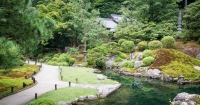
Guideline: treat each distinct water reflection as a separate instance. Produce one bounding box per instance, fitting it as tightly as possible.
[77,70,200,105]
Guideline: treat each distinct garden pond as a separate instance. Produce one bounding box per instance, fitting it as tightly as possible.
[77,69,200,105]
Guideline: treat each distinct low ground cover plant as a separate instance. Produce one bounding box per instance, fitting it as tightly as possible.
[0,64,39,98]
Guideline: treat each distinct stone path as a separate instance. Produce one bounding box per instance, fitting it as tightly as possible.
[0,61,121,105]
[0,62,72,105]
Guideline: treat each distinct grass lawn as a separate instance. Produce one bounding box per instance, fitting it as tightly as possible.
[60,67,118,84]
[26,87,98,105]
[0,64,39,99]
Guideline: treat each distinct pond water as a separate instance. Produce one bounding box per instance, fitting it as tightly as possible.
[78,70,200,105]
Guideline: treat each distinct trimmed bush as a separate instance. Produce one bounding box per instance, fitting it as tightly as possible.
[121,41,135,53]
[143,50,152,57]
[118,39,127,45]
[118,52,127,59]
[69,58,76,66]
[69,48,79,55]
[115,57,123,62]
[138,41,148,51]
[96,60,105,68]
[122,62,134,68]
[142,56,155,66]
[161,36,176,48]
[148,40,163,50]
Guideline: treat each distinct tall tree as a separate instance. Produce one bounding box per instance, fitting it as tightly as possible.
[0,0,56,68]
[182,0,200,41]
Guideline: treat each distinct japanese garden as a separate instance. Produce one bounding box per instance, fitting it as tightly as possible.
[0,0,200,105]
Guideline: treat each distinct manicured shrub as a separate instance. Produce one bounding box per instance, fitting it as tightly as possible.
[43,56,51,62]
[69,48,79,55]
[138,41,148,51]
[69,58,76,66]
[135,39,141,44]
[118,39,127,45]
[142,56,155,66]
[118,52,127,59]
[115,57,123,62]
[51,57,58,61]
[143,50,152,57]
[161,36,176,48]
[121,41,135,53]
[122,62,134,68]
[148,40,163,50]
[96,60,105,68]
[58,53,69,62]
[53,53,60,57]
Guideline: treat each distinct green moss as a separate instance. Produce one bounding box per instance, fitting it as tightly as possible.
[151,49,200,80]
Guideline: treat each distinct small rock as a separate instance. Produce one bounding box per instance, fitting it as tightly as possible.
[77,64,83,67]
[145,69,161,78]
[93,69,101,73]
[133,73,142,77]
[86,95,98,101]
[58,101,72,105]
[97,74,105,80]
[196,53,200,59]
[135,53,143,61]
[134,61,143,68]
[194,66,200,71]
[78,96,87,101]
[137,67,148,73]
[181,102,188,105]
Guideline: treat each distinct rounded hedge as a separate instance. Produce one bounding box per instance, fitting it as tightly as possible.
[142,56,155,66]
[138,41,148,51]
[118,39,127,45]
[148,40,163,50]
[69,58,76,66]
[161,36,175,48]
[121,41,135,53]
[118,52,127,59]
[143,50,152,57]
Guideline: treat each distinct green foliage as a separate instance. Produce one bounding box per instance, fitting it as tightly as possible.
[87,45,108,65]
[138,41,148,51]
[118,52,127,59]
[106,42,120,55]
[142,56,155,66]
[118,39,127,45]
[161,36,176,48]
[122,62,134,68]
[143,50,152,57]
[69,58,76,66]
[115,57,123,62]
[28,99,56,105]
[121,41,135,53]
[96,60,105,68]
[161,61,200,80]
[58,53,70,62]
[148,40,163,50]
[0,37,21,70]
[69,48,79,55]
[182,1,200,41]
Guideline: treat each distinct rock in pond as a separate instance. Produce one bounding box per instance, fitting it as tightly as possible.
[97,74,105,80]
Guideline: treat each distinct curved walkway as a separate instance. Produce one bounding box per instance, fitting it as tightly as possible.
[0,62,73,105]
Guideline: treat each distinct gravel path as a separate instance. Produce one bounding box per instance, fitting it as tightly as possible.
[0,62,73,105]
[0,61,121,105]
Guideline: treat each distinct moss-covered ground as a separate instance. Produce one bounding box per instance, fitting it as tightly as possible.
[0,64,39,98]
[150,49,200,80]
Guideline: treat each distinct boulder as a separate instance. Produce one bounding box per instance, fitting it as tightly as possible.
[93,69,101,73]
[134,61,143,68]
[171,92,200,105]
[145,69,161,78]
[194,66,200,71]
[105,60,114,69]
[133,73,142,77]
[78,96,87,101]
[196,53,200,59]
[77,64,83,67]
[135,53,143,61]
[97,74,105,80]
[137,67,148,73]
[86,95,98,101]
